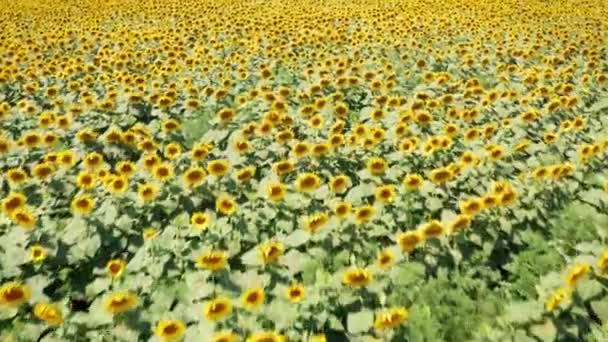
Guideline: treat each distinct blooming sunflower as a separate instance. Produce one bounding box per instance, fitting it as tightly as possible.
[71,194,95,215]
[196,250,228,271]
[30,244,47,263]
[1,192,26,215]
[138,183,159,202]
[342,268,373,287]
[191,212,211,231]
[103,292,139,315]
[286,284,305,303]
[0,281,31,307]
[373,307,409,330]
[259,240,284,264]
[204,296,233,321]
[106,259,126,278]
[354,205,375,224]
[294,172,321,192]
[397,231,424,253]
[216,194,237,215]
[33,302,63,326]
[565,263,590,288]
[207,159,230,177]
[241,287,265,310]
[246,331,286,342]
[154,319,186,342]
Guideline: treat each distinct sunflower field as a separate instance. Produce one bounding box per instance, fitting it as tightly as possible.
[1,0,608,341]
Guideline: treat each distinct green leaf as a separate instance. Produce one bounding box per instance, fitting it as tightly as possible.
[504,301,541,323]
[530,319,557,342]
[589,97,608,112]
[577,279,603,300]
[62,216,87,245]
[347,310,373,334]
[591,298,608,323]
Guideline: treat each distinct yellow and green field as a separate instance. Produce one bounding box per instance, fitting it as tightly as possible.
[1,0,608,341]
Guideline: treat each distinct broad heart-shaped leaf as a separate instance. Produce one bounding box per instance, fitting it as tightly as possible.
[504,301,542,323]
[577,279,603,300]
[265,299,298,330]
[61,216,87,245]
[591,297,608,323]
[529,319,557,342]
[284,229,311,247]
[589,97,608,112]
[99,201,118,225]
[347,310,374,334]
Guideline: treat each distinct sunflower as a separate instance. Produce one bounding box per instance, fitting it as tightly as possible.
[259,240,284,264]
[295,172,321,192]
[191,143,212,161]
[76,171,96,189]
[429,167,452,184]
[354,205,375,224]
[161,119,181,132]
[107,175,129,195]
[546,288,569,312]
[207,159,230,177]
[450,214,472,232]
[0,281,30,307]
[246,331,286,342]
[191,212,211,231]
[267,182,287,201]
[367,157,388,175]
[420,220,445,239]
[138,183,159,202]
[273,160,295,175]
[234,139,252,154]
[196,250,228,271]
[141,154,161,172]
[140,226,158,240]
[211,331,239,342]
[58,150,77,167]
[106,259,126,278]
[342,268,373,287]
[292,141,311,158]
[217,108,236,122]
[32,163,54,180]
[103,292,139,315]
[71,194,95,215]
[498,188,518,206]
[333,201,352,218]
[84,152,104,169]
[329,174,350,193]
[402,174,424,190]
[153,163,174,182]
[33,302,63,326]
[309,334,327,342]
[373,307,409,330]
[155,319,186,342]
[182,166,206,188]
[458,198,484,216]
[241,287,265,310]
[597,251,608,273]
[376,249,396,270]
[116,160,137,178]
[30,244,47,263]
[204,296,233,321]
[286,284,305,303]
[216,194,237,215]
[6,168,28,185]
[235,166,256,183]
[375,184,396,204]
[11,208,36,229]
[565,263,590,288]
[2,192,26,215]
[305,212,329,233]
[397,231,424,253]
